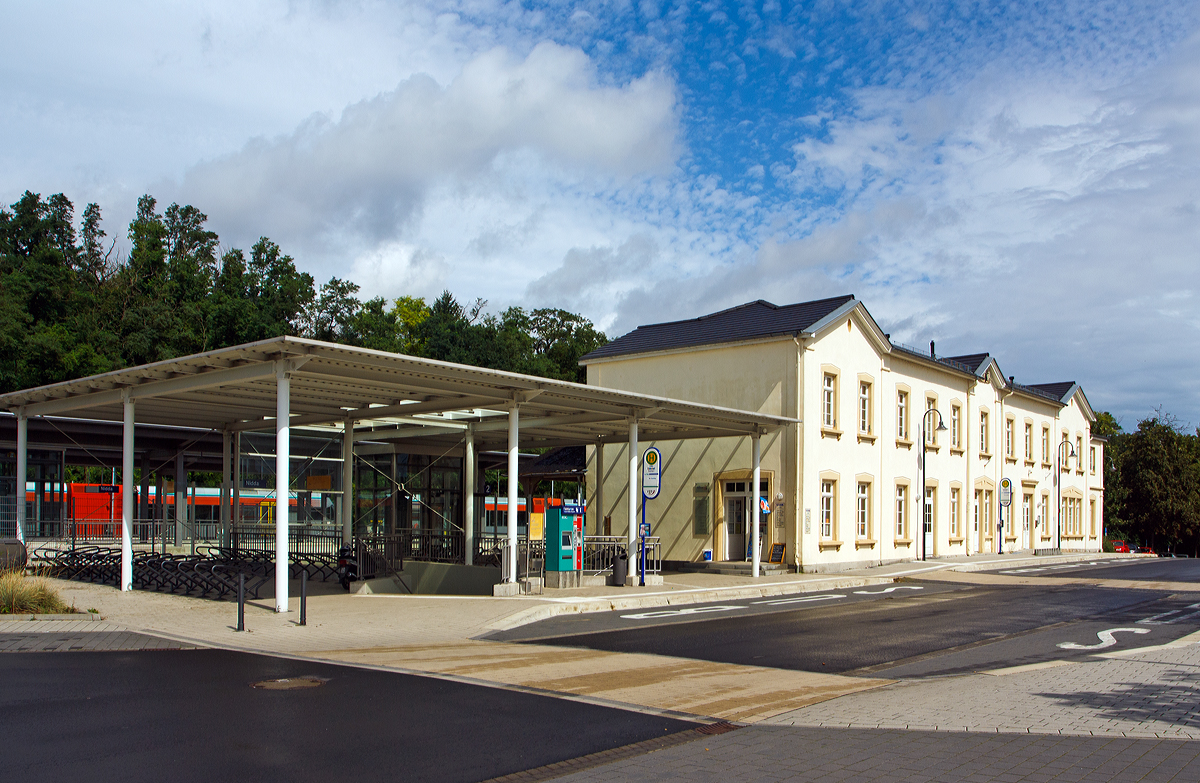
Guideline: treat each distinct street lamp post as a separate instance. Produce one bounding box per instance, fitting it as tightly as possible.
[921,409,948,562]
[1056,439,1077,552]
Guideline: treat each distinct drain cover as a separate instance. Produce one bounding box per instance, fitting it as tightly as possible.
[252,676,325,690]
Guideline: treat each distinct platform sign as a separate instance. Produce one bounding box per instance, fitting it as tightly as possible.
[642,447,662,500]
[999,477,1013,507]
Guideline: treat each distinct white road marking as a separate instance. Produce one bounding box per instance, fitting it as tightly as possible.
[751,594,846,607]
[620,605,747,620]
[1138,603,1200,625]
[853,586,925,595]
[1057,627,1150,650]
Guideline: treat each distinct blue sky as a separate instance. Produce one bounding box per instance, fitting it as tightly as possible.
[3,1,1199,426]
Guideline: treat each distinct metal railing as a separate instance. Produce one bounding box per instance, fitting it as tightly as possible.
[581,535,661,575]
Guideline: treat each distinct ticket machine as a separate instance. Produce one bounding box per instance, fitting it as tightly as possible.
[545,501,583,588]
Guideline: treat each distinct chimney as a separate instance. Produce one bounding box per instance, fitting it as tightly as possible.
[930,340,936,359]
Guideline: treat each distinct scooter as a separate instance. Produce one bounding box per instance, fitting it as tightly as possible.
[337,544,358,591]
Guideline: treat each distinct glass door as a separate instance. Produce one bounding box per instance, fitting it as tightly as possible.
[724,492,747,561]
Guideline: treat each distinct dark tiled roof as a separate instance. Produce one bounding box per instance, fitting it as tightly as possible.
[581,295,856,361]
[1028,382,1077,402]
[945,353,991,374]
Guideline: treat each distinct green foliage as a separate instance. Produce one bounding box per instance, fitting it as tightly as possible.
[0,190,608,394]
[1101,410,1200,556]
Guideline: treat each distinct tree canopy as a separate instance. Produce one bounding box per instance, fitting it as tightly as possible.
[1101,412,1200,556]
[0,191,607,394]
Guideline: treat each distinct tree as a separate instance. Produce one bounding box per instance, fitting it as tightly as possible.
[1116,414,1200,554]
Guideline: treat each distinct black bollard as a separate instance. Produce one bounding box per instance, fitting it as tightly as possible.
[299,569,307,626]
[236,572,245,632]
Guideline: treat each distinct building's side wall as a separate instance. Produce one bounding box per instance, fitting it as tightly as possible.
[586,339,797,564]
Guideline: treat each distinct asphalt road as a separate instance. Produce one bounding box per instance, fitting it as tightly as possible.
[0,649,693,783]
[502,561,1200,678]
[990,556,1200,582]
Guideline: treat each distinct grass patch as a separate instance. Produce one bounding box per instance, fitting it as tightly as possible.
[0,569,74,615]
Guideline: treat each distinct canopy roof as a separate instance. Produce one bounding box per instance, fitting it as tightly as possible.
[0,337,791,451]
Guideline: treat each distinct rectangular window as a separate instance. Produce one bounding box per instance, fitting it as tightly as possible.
[973,490,981,535]
[1090,499,1097,536]
[823,374,836,428]
[1061,434,1070,470]
[859,382,872,434]
[1023,494,1032,531]
[897,392,908,440]
[1042,427,1050,463]
[896,485,907,538]
[950,487,960,537]
[1090,446,1096,474]
[951,405,961,448]
[979,412,990,454]
[924,487,935,538]
[856,483,870,539]
[1024,423,1033,460]
[925,398,937,445]
[1040,494,1049,536]
[820,480,834,538]
[1077,437,1084,471]
[1005,419,1014,458]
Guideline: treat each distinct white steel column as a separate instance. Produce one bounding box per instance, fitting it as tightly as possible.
[121,393,135,591]
[628,418,638,583]
[15,410,27,544]
[174,451,185,547]
[464,425,475,566]
[506,406,519,583]
[139,454,150,534]
[275,362,291,613]
[231,432,241,533]
[341,417,354,545]
[595,442,604,535]
[751,433,762,578]
[220,430,231,547]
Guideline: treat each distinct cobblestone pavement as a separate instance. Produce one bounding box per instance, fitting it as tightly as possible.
[0,620,201,651]
[550,726,1200,783]
[765,636,1200,740]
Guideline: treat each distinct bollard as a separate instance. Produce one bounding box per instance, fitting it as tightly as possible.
[299,569,307,626]
[236,572,245,632]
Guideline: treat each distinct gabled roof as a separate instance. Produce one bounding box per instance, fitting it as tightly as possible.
[580,295,856,362]
[1029,382,1077,402]
[945,354,991,374]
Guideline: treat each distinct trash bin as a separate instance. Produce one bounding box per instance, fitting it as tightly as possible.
[1,539,28,571]
[611,548,628,586]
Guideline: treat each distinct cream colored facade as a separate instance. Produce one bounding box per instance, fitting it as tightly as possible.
[583,299,1104,572]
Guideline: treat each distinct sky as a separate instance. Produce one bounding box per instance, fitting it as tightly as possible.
[3,1,1199,428]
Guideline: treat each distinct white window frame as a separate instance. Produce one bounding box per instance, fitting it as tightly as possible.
[979,411,990,455]
[950,487,960,537]
[856,482,870,539]
[896,485,908,539]
[820,480,835,539]
[859,382,872,434]
[897,392,908,440]
[951,405,961,448]
[823,374,836,428]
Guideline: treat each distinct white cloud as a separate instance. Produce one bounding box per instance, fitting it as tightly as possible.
[170,42,679,283]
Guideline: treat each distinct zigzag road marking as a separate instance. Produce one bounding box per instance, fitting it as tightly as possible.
[1057,627,1150,650]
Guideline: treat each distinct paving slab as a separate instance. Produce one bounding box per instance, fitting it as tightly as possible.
[302,639,891,723]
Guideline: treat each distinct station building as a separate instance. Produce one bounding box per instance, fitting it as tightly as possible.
[581,295,1105,572]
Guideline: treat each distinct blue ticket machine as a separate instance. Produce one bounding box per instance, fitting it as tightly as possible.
[545,501,583,587]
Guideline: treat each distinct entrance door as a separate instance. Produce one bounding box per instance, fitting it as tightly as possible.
[725,495,747,561]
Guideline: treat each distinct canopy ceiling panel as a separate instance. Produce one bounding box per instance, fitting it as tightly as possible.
[0,337,794,447]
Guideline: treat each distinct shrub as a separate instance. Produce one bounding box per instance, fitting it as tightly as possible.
[0,569,73,614]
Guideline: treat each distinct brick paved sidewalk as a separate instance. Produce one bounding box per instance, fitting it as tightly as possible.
[550,726,1200,783]
[766,636,1200,740]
